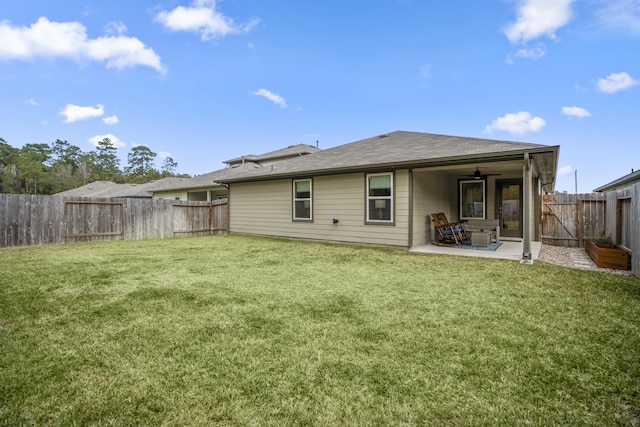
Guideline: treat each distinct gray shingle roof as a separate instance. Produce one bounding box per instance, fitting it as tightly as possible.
[223,143,320,165]
[56,177,187,198]
[593,168,640,192]
[221,131,559,183]
[149,162,263,192]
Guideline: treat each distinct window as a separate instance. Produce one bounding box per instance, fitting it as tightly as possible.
[293,179,312,220]
[459,180,485,219]
[366,173,393,223]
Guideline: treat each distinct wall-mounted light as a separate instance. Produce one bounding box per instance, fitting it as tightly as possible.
[333,218,339,224]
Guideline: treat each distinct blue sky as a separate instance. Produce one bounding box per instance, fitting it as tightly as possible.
[1,0,638,193]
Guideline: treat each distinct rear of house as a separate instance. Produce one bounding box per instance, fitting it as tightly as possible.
[223,131,559,257]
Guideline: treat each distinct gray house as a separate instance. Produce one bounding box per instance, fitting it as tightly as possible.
[594,168,640,193]
[56,177,187,198]
[220,131,559,259]
[151,144,320,201]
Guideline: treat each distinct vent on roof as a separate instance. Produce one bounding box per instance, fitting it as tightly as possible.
[379,134,388,138]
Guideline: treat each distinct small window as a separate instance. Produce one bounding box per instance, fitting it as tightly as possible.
[293,179,312,220]
[366,173,393,223]
[459,180,485,219]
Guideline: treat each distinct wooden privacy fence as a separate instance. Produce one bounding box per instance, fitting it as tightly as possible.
[0,194,228,248]
[541,193,606,247]
[541,183,639,277]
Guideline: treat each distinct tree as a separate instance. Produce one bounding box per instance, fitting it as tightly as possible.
[125,145,157,183]
[18,143,51,194]
[48,139,84,192]
[0,138,19,192]
[78,152,97,185]
[94,138,121,182]
[50,139,82,171]
[160,156,178,177]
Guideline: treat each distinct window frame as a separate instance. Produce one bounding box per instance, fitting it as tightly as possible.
[292,178,313,221]
[459,179,486,220]
[365,172,394,224]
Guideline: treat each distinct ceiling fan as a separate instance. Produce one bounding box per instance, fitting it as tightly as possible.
[461,167,501,180]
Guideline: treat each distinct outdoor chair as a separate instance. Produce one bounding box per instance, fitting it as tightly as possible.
[431,213,465,246]
[437,213,469,242]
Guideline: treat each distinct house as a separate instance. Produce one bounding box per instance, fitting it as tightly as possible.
[151,144,320,201]
[593,168,640,193]
[219,131,559,260]
[56,177,187,198]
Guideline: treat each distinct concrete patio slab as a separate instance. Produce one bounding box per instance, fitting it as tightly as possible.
[410,240,542,262]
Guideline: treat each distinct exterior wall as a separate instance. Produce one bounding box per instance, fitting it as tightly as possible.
[412,167,531,246]
[229,170,410,247]
[153,187,228,201]
[412,171,450,246]
[153,190,187,200]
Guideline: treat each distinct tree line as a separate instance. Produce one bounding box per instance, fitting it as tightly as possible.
[0,137,189,195]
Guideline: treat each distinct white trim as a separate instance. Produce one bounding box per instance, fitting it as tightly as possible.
[459,179,485,220]
[366,172,394,223]
[292,179,312,221]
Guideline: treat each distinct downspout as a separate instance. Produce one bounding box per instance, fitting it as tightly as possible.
[522,153,532,261]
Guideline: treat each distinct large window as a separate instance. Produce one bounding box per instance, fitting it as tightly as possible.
[459,180,485,219]
[366,173,393,223]
[293,179,312,221]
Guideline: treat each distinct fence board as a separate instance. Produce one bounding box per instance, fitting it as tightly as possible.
[541,193,606,247]
[0,194,228,248]
[541,185,638,276]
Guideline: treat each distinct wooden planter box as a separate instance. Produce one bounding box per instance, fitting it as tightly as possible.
[585,240,629,270]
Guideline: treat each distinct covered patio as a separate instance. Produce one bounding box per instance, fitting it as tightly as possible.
[410,239,542,262]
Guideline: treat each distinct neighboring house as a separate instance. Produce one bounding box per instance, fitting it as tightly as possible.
[56,177,186,198]
[151,144,320,201]
[219,131,559,260]
[593,168,640,193]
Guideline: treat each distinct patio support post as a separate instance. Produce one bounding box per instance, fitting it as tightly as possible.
[523,153,532,260]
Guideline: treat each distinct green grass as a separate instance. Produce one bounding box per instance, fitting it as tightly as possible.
[1,235,639,426]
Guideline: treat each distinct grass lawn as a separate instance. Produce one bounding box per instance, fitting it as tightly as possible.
[1,235,639,425]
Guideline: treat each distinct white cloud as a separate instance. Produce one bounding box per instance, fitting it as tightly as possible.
[103,115,119,125]
[251,88,287,108]
[504,0,575,44]
[514,45,547,60]
[0,17,164,72]
[89,133,125,149]
[597,71,639,93]
[155,0,259,41]
[561,106,591,118]
[60,103,104,123]
[104,21,127,36]
[158,151,172,159]
[558,165,573,175]
[595,0,640,34]
[25,98,37,106]
[484,111,547,134]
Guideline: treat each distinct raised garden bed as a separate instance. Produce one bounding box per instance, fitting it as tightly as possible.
[585,240,629,270]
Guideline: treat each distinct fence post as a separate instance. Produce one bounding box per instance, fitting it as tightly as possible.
[577,198,584,248]
[605,192,617,243]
